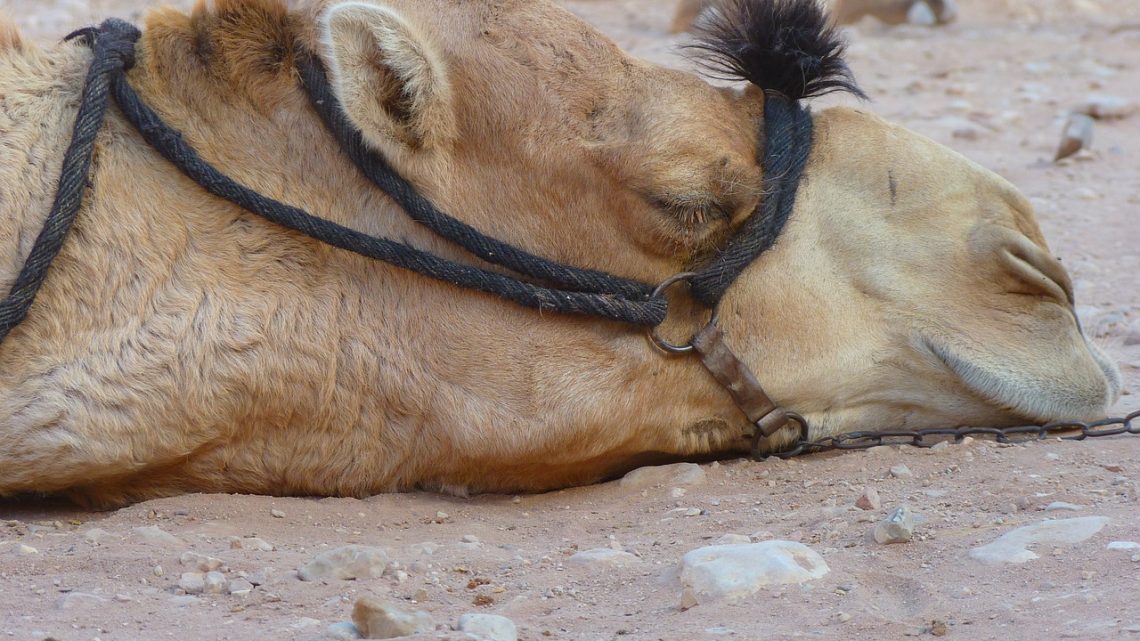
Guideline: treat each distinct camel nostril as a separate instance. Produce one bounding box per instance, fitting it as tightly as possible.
[1000,239,1075,308]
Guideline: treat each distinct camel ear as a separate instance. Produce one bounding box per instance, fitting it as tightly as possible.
[320,2,455,150]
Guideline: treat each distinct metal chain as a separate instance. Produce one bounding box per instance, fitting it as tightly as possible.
[765,409,1140,459]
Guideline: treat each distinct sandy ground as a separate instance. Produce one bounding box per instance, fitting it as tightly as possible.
[1,0,1138,640]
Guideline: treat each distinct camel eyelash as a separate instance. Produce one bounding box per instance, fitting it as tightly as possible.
[650,195,731,227]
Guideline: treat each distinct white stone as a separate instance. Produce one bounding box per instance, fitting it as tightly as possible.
[457,613,518,641]
[55,592,108,610]
[298,545,390,581]
[1045,502,1084,512]
[678,541,829,607]
[906,1,936,25]
[180,551,224,572]
[179,573,206,594]
[1079,95,1137,120]
[970,517,1110,564]
[1107,541,1140,551]
[132,526,182,546]
[619,463,706,490]
[715,534,752,546]
[270,509,286,518]
[228,578,254,596]
[352,597,433,639]
[240,537,275,552]
[16,544,38,555]
[203,571,227,594]
[568,548,640,567]
[873,506,916,544]
[889,464,913,479]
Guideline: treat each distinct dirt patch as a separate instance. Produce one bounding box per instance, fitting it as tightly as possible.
[1,0,1138,639]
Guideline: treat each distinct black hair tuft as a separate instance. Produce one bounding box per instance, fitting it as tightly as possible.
[683,0,866,101]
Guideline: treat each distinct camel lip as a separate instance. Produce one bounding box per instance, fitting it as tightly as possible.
[919,334,1112,424]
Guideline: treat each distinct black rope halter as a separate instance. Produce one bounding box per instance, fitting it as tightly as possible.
[0,19,813,342]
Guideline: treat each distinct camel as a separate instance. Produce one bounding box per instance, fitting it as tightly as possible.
[0,0,1120,507]
[673,0,959,33]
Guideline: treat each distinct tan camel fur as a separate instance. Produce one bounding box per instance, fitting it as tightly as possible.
[0,0,1119,506]
[672,0,958,33]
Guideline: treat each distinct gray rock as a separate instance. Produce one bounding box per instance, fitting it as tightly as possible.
[299,545,390,581]
[856,486,881,511]
[327,622,363,640]
[457,613,518,641]
[132,525,182,546]
[1106,541,1140,551]
[180,551,224,572]
[1079,95,1137,120]
[231,536,274,552]
[715,534,752,545]
[179,572,206,594]
[678,541,829,608]
[889,464,913,479]
[620,463,706,489]
[351,597,433,639]
[1045,501,1084,512]
[970,516,1110,563]
[568,548,640,567]
[906,1,936,25]
[1056,113,1094,161]
[873,506,915,544]
[55,592,108,610]
[203,571,227,594]
[228,578,254,596]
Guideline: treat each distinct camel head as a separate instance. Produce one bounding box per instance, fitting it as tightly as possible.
[306,0,1119,445]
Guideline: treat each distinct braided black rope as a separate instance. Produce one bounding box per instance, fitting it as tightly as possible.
[296,54,654,302]
[88,22,667,327]
[691,97,811,306]
[0,19,138,343]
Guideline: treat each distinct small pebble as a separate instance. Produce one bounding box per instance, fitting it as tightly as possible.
[133,526,182,546]
[17,544,38,555]
[180,552,224,572]
[298,545,390,581]
[873,506,915,544]
[1045,502,1084,512]
[178,573,206,595]
[1055,113,1094,161]
[856,487,881,511]
[1078,95,1137,120]
[203,571,227,594]
[568,548,640,567]
[1106,541,1140,551]
[270,509,286,519]
[457,613,518,641]
[228,578,254,596]
[351,597,433,639]
[889,464,913,479]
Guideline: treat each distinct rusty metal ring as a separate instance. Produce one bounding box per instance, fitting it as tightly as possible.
[647,272,699,354]
[753,411,809,459]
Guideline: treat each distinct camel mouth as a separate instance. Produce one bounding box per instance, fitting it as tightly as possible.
[921,334,1119,423]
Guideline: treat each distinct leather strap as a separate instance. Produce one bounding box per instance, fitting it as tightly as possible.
[692,323,790,438]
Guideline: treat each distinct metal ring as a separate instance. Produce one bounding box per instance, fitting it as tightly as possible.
[647,272,699,354]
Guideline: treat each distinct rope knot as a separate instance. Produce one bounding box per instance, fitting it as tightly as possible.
[96,19,142,72]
